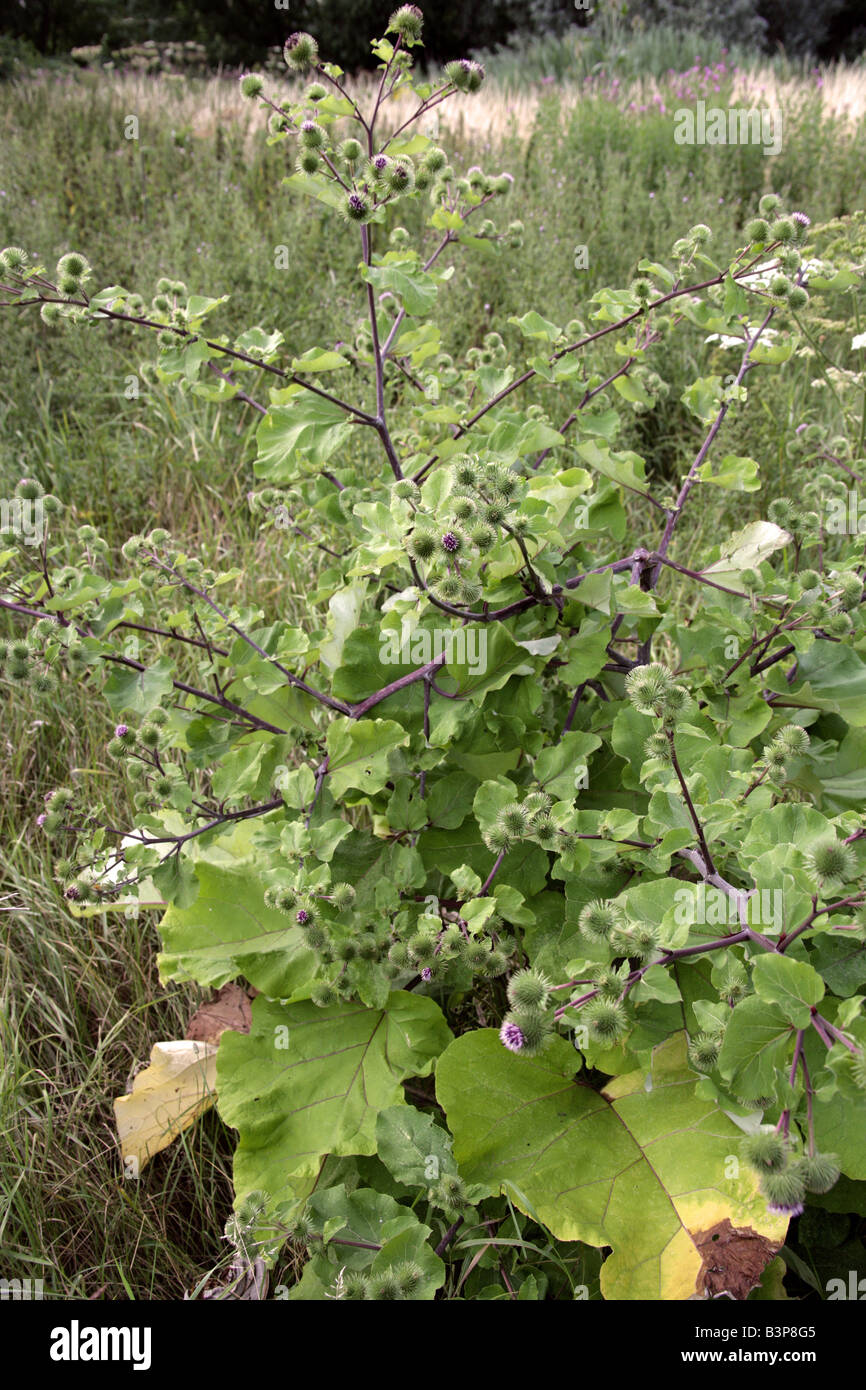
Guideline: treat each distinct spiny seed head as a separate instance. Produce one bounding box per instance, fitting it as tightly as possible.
[339,137,363,165]
[57,251,90,283]
[771,217,795,243]
[365,1270,404,1300]
[764,740,789,773]
[806,838,857,889]
[742,1131,789,1174]
[777,725,810,755]
[644,731,671,761]
[435,1173,468,1210]
[393,1259,424,1295]
[383,160,414,194]
[797,1152,840,1194]
[239,73,265,99]
[284,32,319,73]
[388,5,424,43]
[1,246,29,272]
[469,522,496,552]
[393,478,421,503]
[760,1167,806,1216]
[388,940,410,967]
[407,528,437,561]
[445,58,485,93]
[298,119,325,149]
[524,791,551,819]
[625,662,674,717]
[275,886,299,913]
[345,192,370,223]
[330,882,355,910]
[311,980,339,1008]
[850,1050,866,1090]
[507,967,551,1011]
[531,816,558,847]
[770,274,792,298]
[583,998,628,1043]
[434,574,464,603]
[590,965,626,999]
[788,286,808,310]
[688,1032,723,1073]
[745,217,770,243]
[341,1272,369,1300]
[501,1007,550,1056]
[499,802,530,837]
[579,899,625,942]
[300,921,330,952]
[296,148,320,174]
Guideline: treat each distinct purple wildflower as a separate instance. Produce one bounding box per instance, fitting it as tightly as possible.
[64,885,81,901]
[791,212,811,229]
[115,724,129,738]
[373,154,388,170]
[441,531,459,553]
[36,813,46,828]
[500,1020,525,1053]
[421,966,433,982]
[296,909,309,924]
[767,1200,804,1217]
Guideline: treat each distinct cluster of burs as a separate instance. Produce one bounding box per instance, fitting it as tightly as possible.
[238,8,521,243]
[264,877,521,1005]
[400,452,536,606]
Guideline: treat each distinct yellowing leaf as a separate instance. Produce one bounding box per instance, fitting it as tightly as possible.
[438,1030,788,1300]
[114,1040,217,1178]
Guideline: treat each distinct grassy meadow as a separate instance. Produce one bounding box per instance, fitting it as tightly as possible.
[1,40,865,1297]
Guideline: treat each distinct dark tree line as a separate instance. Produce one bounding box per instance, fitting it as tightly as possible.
[4,0,865,67]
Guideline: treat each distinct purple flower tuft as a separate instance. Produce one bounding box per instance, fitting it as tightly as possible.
[441,531,459,553]
[115,724,128,738]
[373,154,388,170]
[500,1020,525,1053]
[296,909,309,924]
[64,885,81,900]
[36,813,46,827]
[791,211,811,228]
[421,966,433,982]
[767,1200,805,1217]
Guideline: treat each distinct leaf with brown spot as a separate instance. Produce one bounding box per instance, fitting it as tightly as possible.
[692,1219,782,1300]
[186,982,254,1045]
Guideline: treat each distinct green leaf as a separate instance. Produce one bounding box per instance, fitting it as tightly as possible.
[437,1030,787,1299]
[326,717,410,796]
[716,995,794,1098]
[291,347,351,374]
[282,172,348,213]
[158,861,317,995]
[360,257,438,317]
[104,657,174,716]
[255,392,352,480]
[508,310,561,343]
[216,991,452,1202]
[697,454,760,491]
[375,1104,458,1188]
[751,954,825,1028]
[702,520,790,582]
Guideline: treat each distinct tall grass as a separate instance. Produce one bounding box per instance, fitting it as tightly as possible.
[0,56,864,1297]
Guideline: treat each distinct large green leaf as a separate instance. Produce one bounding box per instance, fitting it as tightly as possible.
[326,717,410,796]
[255,392,352,480]
[751,954,825,1028]
[158,861,316,994]
[716,995,795,1098]
[216,991,452,1203]
[437,1030,786,1299]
